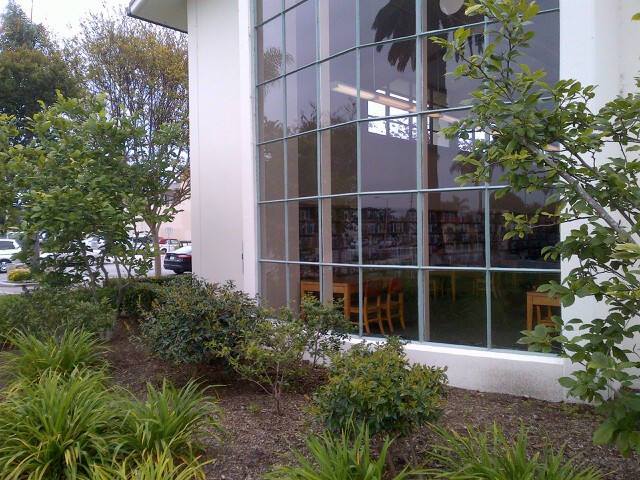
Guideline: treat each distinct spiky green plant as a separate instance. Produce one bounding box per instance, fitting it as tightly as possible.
[117,379,222,461]
[264,423,424,480]
[426,423,604,480]
[0,328,108,387]
[0,369,119,479]
[92,447,211,479]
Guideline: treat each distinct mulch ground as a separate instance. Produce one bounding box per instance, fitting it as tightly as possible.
[102,318,639,479]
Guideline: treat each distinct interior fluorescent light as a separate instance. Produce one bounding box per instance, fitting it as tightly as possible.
[331,83,416,113]
[426,112,459,123]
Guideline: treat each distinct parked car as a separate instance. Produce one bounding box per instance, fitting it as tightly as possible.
[160,238,182,253]
[0,238,21,273]
[163,245,192,274]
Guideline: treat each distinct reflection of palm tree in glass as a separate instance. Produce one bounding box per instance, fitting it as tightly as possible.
[372,0,416,72]
[262,47,293,87]
[441,195,470,212]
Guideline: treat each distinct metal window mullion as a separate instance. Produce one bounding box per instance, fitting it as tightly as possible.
[415,0,424,342]
[253,2,264,299]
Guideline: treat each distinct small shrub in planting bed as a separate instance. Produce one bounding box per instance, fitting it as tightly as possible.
[7,267,33,282]
[0,329,221,478]
[312,336,448,438]
[0,287,115,339]
[265,422,425,480]
[142,276,261,364]
[426,423,604,480]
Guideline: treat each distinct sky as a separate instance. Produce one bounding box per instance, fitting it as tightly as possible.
[0,0,129,38]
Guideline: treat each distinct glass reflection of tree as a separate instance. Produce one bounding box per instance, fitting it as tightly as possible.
[372,0,416,72]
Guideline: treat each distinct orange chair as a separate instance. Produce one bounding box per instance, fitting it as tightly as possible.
[349,281,384,334]
[385,278,406,332]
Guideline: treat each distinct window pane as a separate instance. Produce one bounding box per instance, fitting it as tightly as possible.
[258,80,284,142]
[360,41,417,120]
[361,194,417,266]
[422,0,483,32]
[361,118,417,191]
[260,202,286,260]
[427,270,487,347]
[360,0,416,46]
[257,16,283,83]
[257,0,281,24]
[318,0,356,58]
[285,0,316,71]
[321,124,357,195]
[353,269,418,340]
[259,141,284,201]
[421,113,482,189]
[290,200,319,262]
[490,191,559,269]
[331,196,358,264]
[424,190,485,267]
[524,11,559,87]
[286,65,317,134]
[291,263,320,314]
[491,271,561,350]
[320,51,357,127]
[261,261,287,309]
[287,132,317,198]
[423,31,483,110]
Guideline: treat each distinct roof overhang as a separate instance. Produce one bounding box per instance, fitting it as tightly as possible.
[128,0,188,33]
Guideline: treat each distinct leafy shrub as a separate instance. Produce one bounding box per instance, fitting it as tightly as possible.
[426,423,604,480]
[312,336,448,438]
[0,369,118,479]
[265,422,424,480]
[7,267,33,282]
[301,294,353,366]
[117,379,222,460]
[0,329,108,387]
[120,281,164,319]
[209,307,309,415]
[102,276,178,318]
[0,287,115,338]
[142,276,261,364]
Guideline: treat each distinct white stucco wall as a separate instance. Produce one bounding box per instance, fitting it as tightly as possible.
[187,0,257,293]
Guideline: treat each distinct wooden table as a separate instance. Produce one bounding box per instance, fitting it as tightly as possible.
[526,291,560,330]
[300,279,359,318]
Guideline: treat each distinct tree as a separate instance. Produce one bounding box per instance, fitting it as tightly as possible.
[0,0,78,137]
[72,8,189,276]
[434,0,640,456]
[6,94,147,299]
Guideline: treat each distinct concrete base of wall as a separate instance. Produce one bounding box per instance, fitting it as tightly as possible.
[344,338,569,402]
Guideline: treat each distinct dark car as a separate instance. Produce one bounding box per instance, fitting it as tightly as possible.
[163,245,192,274]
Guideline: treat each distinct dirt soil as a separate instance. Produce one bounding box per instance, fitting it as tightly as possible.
[104,319,639,480]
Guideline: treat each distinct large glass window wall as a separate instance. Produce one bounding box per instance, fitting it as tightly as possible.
[255,0,560,351]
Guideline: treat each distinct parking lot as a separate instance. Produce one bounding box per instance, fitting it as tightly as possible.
[0,256,179,294]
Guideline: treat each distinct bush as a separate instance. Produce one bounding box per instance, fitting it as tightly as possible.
[142,276,261,364]
[312,336,448,438]
[0,331,222,478]
[92,447,210,479]
[265,422,424,480]
[301,294,353,366]
[209,307,309,415]
[0,329,109,387]
[117,379,222,460]
[7,267,33,282]
[426,423,604,480]
[103,276,178,319]
[0,369,118,479]
[0,287,115,339]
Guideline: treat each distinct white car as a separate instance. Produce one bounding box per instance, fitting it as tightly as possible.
[0,238,22,273]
